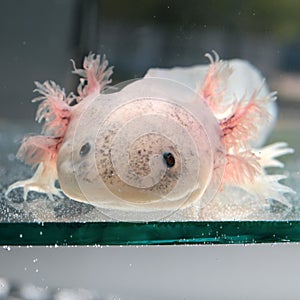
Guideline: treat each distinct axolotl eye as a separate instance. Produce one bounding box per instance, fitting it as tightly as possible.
[163,152,175,168]
[79,142,91,157]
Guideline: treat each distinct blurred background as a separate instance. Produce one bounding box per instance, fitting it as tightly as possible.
[1,0,300,121]
[1,1,300,299]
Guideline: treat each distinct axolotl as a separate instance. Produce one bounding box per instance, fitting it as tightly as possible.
[6,52,295,219]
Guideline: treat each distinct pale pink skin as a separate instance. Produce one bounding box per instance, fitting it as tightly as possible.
[6,51,295,213]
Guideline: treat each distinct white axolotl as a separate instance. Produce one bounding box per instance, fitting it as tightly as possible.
[6,51,295,219]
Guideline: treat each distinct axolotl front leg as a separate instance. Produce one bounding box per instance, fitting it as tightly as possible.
[6,53,113,201]
[6,156,61,201]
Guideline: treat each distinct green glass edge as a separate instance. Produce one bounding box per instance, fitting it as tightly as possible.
[0,221,299,246]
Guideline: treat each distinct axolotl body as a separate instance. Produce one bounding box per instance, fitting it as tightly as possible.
[6,52,295,219]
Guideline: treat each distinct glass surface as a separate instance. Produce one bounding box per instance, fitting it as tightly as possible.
[1,1,300,245]
[1,221,300,246]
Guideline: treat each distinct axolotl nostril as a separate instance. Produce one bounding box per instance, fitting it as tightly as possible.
[5,51,295,219]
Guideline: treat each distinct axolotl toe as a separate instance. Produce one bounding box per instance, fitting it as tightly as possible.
[6,52,295,219]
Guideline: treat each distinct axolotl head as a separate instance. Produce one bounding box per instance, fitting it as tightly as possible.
[56,78,225,215]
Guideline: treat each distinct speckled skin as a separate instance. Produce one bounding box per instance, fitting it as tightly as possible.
[57,78,225,212]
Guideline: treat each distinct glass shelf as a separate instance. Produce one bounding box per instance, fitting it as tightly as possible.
[0,221,300,246]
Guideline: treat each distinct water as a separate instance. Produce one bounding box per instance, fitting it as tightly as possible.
[1,2,300,300]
